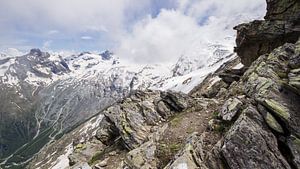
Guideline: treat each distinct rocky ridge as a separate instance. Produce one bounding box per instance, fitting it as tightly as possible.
[234,0,300,66]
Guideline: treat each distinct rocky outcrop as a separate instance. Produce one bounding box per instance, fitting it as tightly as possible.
[118,124,168,169]
[221,106,290,169]
[243,41,300,138]
[164,133,208,169]
[165,40,300,169]
[103,90,189,150]
[219,97,243,121]
[265,0,300,21]
[161,40,300,169]
[234,0,300,66]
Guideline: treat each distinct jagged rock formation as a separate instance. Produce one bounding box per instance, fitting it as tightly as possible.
[164,35,300,169]
[234,0,300,66]
[28,88,222,168]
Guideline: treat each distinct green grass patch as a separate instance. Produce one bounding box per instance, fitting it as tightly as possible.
[88,150,105,165]
[156,142,182,168]
[170,115,182,127]
[212,111,219,119]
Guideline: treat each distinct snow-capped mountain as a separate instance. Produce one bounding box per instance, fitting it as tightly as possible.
[152,40,235,93]
[0,41,235,168]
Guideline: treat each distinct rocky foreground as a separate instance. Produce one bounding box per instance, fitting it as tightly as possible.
[28,0,300,168]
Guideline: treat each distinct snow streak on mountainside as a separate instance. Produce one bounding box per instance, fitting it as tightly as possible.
[155,40,235,93]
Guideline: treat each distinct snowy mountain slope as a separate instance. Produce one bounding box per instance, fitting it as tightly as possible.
[0,49,173,168]
[152,39,235,93]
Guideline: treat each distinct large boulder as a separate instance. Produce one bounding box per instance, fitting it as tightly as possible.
[119,124,168,169]
[164,133,208,169]
[219,97,243,121]
[234,0,300,66]
[221,106,291,169]
[95,116,119,146]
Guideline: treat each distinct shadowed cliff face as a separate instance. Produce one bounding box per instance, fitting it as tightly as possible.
[234,0,300,66]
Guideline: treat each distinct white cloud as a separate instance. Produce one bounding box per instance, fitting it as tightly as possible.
[116,0,266,64]
[117,10,201,63]
[0,0,266,63]
[42,40,53,50]
[0,0,153,40]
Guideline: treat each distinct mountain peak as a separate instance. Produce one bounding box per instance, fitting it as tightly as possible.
[100,50,113,60]
[29,48,43,56]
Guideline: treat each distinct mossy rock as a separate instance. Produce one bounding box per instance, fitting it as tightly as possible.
[74,143,86,152]
[156,142,182,167]
[264,112,284,134]
[293,136,300,148]
[88,151,104,165]
[264,99,290,120]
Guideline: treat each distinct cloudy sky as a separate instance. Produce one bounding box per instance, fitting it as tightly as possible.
[0,0,266,63]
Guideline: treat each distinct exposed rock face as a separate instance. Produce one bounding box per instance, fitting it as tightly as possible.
[243,42,300,138]
[221,106,290,169]
[164,133,208,169]
[219,97,243,121]
[103,90,189,150]
[186,40,300,169]
[234,0,300,66]
[287,135,300,168]
[265,0,300,21]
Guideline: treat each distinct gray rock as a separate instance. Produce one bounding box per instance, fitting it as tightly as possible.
[221,106,291,169]
[242,41,300,138]
[220,98,243,121]
[96,158,108,167]
[71,162,92,169]
[156,101,172,119]
[258,104,284,134]
[161,90,188,112]
[234,0,300,66]
[287,135,300,168]
[104,90,189,150]
[265,0,300,21]
[164,132,208,169]
[208,119,222,131]
[265,111,285,134]
[95,116,119,145]
[121,124,168,169]
[205,140,226,169]
[219,73,241,84]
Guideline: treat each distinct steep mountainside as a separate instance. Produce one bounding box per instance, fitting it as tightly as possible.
[27,0,300,168]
